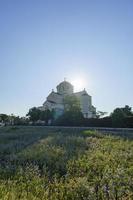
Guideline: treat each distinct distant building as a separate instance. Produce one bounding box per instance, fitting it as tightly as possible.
[38,80,96,119]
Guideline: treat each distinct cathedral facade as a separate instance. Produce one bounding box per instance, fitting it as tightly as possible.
[38,80,96,119]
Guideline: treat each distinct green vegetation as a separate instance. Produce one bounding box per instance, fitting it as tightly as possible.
[1,105,133,127]
[111,105,133,127]
[55,95,84,126]
[27,108,54,125]
[0,126,133,199]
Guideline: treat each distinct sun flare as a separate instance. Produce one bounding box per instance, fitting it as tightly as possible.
[71,78,86,92]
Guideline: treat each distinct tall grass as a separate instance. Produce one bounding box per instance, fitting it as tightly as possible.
[0,127,133,199]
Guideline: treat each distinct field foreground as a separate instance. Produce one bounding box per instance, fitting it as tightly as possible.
[0,126,133,200]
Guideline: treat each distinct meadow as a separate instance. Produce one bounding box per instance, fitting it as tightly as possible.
[0,126,133,200]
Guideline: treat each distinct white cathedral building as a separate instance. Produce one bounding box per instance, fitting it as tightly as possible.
[38,80,96,119]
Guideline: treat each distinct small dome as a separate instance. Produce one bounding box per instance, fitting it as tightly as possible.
[57,80,73,88]
[56,80,74,95]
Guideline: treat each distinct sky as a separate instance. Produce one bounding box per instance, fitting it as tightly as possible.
[0,0,133,116]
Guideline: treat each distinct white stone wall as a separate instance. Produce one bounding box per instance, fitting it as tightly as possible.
[74,90,95,118]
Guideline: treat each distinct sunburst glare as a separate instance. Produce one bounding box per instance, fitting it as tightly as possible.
[71,78,87,92]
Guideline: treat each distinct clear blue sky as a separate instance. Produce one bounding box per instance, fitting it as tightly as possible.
[0,0,133,116]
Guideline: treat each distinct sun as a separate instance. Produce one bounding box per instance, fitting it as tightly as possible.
[71,78,86,92]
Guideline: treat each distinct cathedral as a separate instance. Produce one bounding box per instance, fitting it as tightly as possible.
[38,80,96,119]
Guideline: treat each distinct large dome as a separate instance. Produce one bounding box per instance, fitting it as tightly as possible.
[56,80,74,95]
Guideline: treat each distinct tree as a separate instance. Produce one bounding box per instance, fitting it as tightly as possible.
[111,105,133,118]
[63,95,81,112]
[27,107,54,125]
[26,107,41,122]
[0,114,9,123]
[111,105,133,127]
[40,109,54,125]
[96,111,108,119]
[122,105,133,116]
[55,95,84,126]
[13,116,29,125]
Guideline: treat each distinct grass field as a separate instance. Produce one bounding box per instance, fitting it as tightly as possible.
[0,126,133,200]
